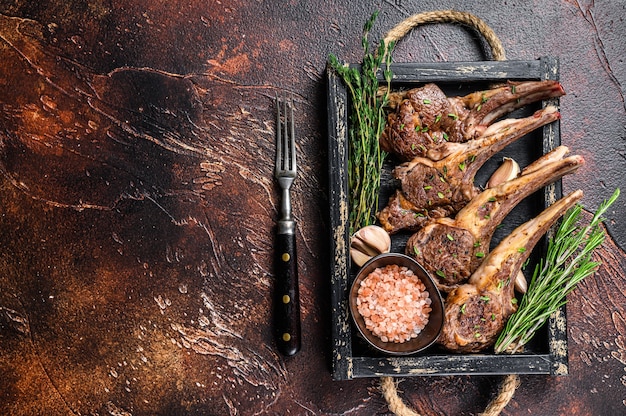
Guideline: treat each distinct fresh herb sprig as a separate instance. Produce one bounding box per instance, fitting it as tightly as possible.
[329,11,395,234]
[495,188,620,354]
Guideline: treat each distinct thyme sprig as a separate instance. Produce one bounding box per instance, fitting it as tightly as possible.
[329,11,395,234]
[495,188,620,354]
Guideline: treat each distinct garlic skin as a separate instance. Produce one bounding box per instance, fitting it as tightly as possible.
[514,271,528,294]
[486,157,521,188]
[350,225,392,267]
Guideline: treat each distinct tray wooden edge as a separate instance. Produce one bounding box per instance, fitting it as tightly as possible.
[326,57,568,381]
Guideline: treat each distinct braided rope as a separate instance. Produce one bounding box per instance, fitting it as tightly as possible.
[380,377,421,416]
[383,10,506,61]
[480,375,521,416]
[381,374,520,416]
[378,10,516,416]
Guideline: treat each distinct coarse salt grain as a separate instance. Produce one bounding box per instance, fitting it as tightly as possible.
[356,264,431,343]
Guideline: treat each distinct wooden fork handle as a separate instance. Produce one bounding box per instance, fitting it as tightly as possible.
[275,221,301,356]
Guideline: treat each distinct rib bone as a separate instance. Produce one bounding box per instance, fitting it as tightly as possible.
[437,190,584,353]
[405,146,584,292]
[382,81,566,161]
[378,106,560,234]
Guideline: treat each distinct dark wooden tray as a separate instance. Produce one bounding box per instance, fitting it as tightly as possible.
[326,57,569,380]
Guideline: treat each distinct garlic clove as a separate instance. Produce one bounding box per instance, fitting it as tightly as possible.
[486,157,521,188]
[514,271,527,294]
[350,248,373,268]
[350,225,392,267]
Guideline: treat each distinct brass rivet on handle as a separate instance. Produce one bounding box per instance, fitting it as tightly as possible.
[281,253,290,262]
[282,295,291,304]
[282,333,291,342]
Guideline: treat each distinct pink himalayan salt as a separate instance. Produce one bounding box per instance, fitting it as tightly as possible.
[356,264,431,343]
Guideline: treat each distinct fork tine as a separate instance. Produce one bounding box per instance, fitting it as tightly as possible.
[288,97,296,172]
[283,98,289,171]
[275,95,282,173]
[275,95,296,175]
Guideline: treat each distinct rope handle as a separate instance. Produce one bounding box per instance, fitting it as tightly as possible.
[382,10,506,61]
[381,374,520,416]
[378,11,516,416]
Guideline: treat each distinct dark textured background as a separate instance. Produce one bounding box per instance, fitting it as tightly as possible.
[0,1,624,415]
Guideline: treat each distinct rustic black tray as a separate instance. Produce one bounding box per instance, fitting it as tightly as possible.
[326,57,569,380]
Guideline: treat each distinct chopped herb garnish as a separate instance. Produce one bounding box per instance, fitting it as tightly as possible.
[448,113,458,120]
[475,251,485,258]
[435,114,442,123]
[423,185,432,191]
[460,303,467,314]
[446,234,454,241]
[437,192,445,199]
[488,197,497,202]
[480,295,490,302]
[436,270,446,278]
[423,99,431,105]
[517,247,527,253]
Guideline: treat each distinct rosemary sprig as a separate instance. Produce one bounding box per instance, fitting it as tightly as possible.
[495,188,620,354]
[329,11,395,234]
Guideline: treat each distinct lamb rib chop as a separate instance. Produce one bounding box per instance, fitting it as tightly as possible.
[381,81,565,161]
[406,146,583,292]
[437,189,584,353]
[378,106,560,234]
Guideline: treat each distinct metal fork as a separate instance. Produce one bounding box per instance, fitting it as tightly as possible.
[274,96,301,356]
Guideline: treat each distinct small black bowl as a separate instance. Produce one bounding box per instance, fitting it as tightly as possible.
[349,253,444,355]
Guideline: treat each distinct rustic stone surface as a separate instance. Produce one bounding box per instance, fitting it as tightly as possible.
[0,1,624,415]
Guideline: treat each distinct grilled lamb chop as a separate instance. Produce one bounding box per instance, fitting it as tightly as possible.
[381,81,565,161]
[378,106,560,234]
[437,189,584,353]
[406,146,583,292]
